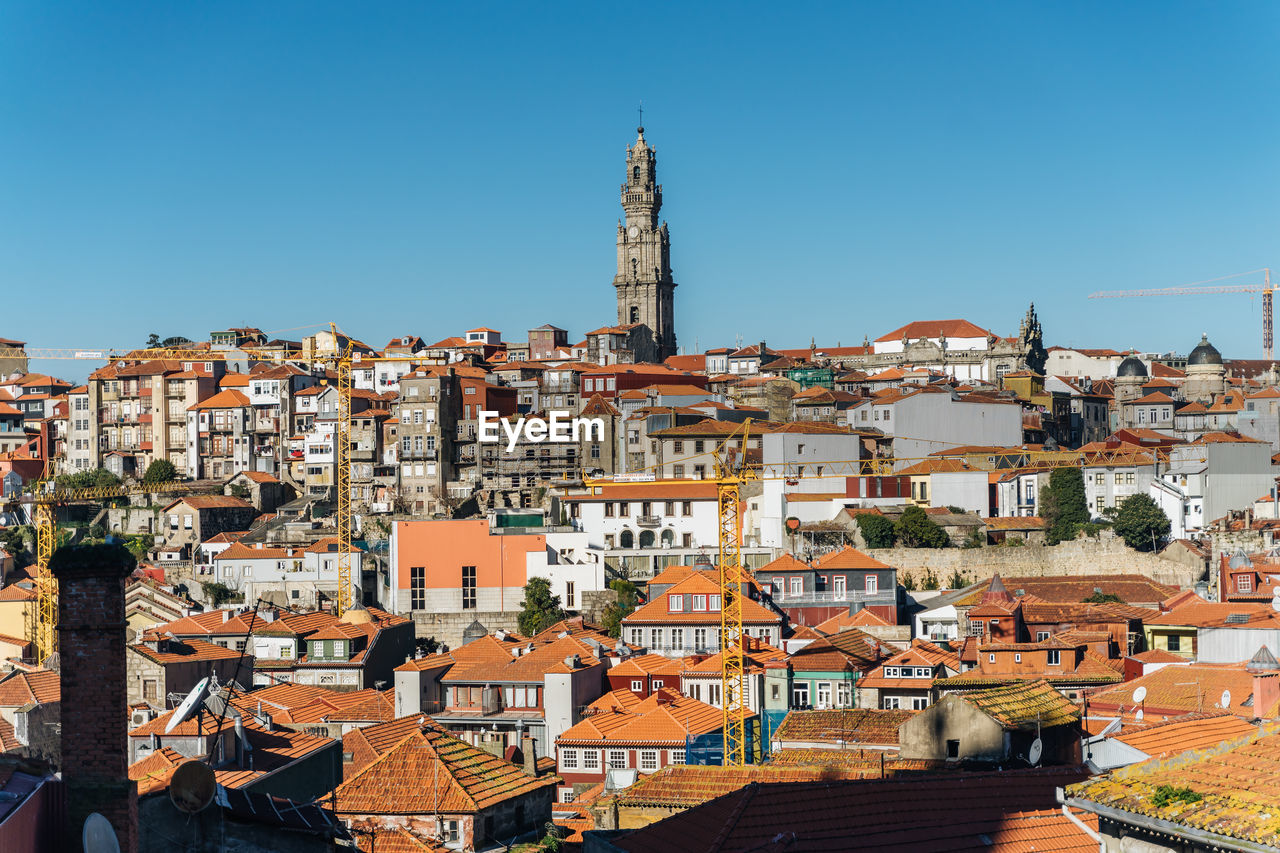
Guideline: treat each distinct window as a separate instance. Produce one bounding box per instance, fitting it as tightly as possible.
[629,628,643,645]
[837,682,852,707]
[669,748,685,764]
[673,465,685,478]
[650,628,661,649]
[946,739,960,759]
[631,679,643,692]
[792,683,809,707]
[911,697,929,710]
[694,441,705,453]
[772,577,784,597]
[816,682,832,708]
[833,576,846,600]
[651,679,663,691]
[143,679,157,701]
[1095,473,1104,485]
[671,628,685,651]
[694,628,708,650]
[789,577,804,597]
[1167,634,1181,652]
[865,575,878,595]
[462,565,477,610]
[1047,650,1061,665]
[668,594,684,612]
[1238,575,1254,593]
[682,533,693,548]
[989,654,996,663]
[604,502,615,517]
[1036,631,1050,641]
[582,750,600,770]
[1096,496,1105,513]
[682,501,692,516]
[565,581,576,608]
[607,749,628,770]
[883,696,901,709]
[639,750,658,771]
[692,594,707,612]
[1014,653,1021,663]
[709,594,721,611]
[411,566,425,610]
[561,749,579,769]
[673,440,684,453]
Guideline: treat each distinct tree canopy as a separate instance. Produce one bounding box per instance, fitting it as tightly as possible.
[894,506,949,548]
[1113,494,1171,551]
[142,459,177,484]
[518,576,566,636]
[53,468,121,490]
[601,578,640,638]
[856,514,897,549]
[1042,467,1089,544]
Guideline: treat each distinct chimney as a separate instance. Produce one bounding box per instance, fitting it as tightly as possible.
[51,542,139,853]
[1254,673,1280,720]
[223,609,231,623]
[521,733,538,777]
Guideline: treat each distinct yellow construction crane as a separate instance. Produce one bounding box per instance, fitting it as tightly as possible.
[712,419,753,766]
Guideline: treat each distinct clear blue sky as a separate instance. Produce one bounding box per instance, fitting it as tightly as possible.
[3,2,1278,380]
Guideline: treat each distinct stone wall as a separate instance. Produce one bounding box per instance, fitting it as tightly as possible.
[411,610,522,650]
[579,588,618,624]
[876,533,1201,589]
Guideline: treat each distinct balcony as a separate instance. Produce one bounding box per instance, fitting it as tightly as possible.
[770,590,888,605]
[254,417,280,433]
[401,449,438,461]
[636,515,662,528]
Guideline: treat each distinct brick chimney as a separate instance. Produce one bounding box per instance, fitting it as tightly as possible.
[1253,672,1280,720]
[51,542,138,853]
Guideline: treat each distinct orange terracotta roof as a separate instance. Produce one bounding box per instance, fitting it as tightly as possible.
[1111,712,1257,758]
[876,319,994,342]
[129,637,242,665]
[161,495,252,511]
[1067,729,1280,848]
[774,708,914,746]
[562,688,721,747]
[812,545,893,571]
[1088,663,1271,719]
[625,573,779,625]
[334,724,557,814]
[0,669,59,706]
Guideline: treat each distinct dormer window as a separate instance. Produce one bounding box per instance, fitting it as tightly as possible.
[668,594,683,612]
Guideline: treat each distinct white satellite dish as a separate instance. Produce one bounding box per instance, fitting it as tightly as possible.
[1271,593,1280,613]
[82,813,121,853]
[1221,689,1232,709]
[165,676,212,734]
[1135,708,1144,722]
[1132,686,1147,704]
[1028,738,1043,766]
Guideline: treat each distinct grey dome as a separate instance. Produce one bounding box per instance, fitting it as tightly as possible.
[1116,356,1148,379]
[1188,334,1223,366]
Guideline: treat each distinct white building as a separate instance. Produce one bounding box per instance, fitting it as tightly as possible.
[759,428,867,548]
[564,482,721,551]
[213,537,361,609]
[527,531,608,613]
[845,387,1022,465]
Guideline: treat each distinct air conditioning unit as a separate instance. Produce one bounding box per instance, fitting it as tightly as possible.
[131,708,155,728]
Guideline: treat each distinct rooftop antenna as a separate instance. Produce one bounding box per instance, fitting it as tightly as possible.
[169,759,216,814]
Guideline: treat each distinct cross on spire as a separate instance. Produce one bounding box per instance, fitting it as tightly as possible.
[637,101,644,133]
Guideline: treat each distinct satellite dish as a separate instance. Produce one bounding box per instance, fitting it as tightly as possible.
[1132,686,1147,704]
[165,677,212,734]
[169,760,216,814]
[1028,738,1043,766]
[1221,689,1232,709]
[1135,708,1144,722]
[82,814,121,853]
[1270,593,1280,613]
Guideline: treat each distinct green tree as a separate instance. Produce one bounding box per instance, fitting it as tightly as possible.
[921,568,941,590]
[54,468,122,490]
[1113,494,1171,552]
[0,525,33,569]
[946,569,972,589]
[228,483,250,500]
[518,576,566,636]
[1082,591,1124,604]
[145,333,162,349]
[142,459,177,484]
[1042,467,1089,545]
[900,570,917,592]
[601,578,639,639]
[856,514,896,549]
[894,506,949,548]
[202,582,235,606]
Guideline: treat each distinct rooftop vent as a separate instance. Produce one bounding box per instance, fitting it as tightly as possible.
[1226,613,1252,624]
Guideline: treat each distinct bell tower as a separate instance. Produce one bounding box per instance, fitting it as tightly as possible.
[614,126,677,360]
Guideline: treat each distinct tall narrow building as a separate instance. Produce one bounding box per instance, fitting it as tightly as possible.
[614,126,677,361]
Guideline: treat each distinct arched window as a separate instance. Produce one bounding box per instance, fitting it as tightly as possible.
[620,529,634,549]
[630,306,640,324]
[639,530,656,549]
[660,529,675,547]
[633,166,640,183]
